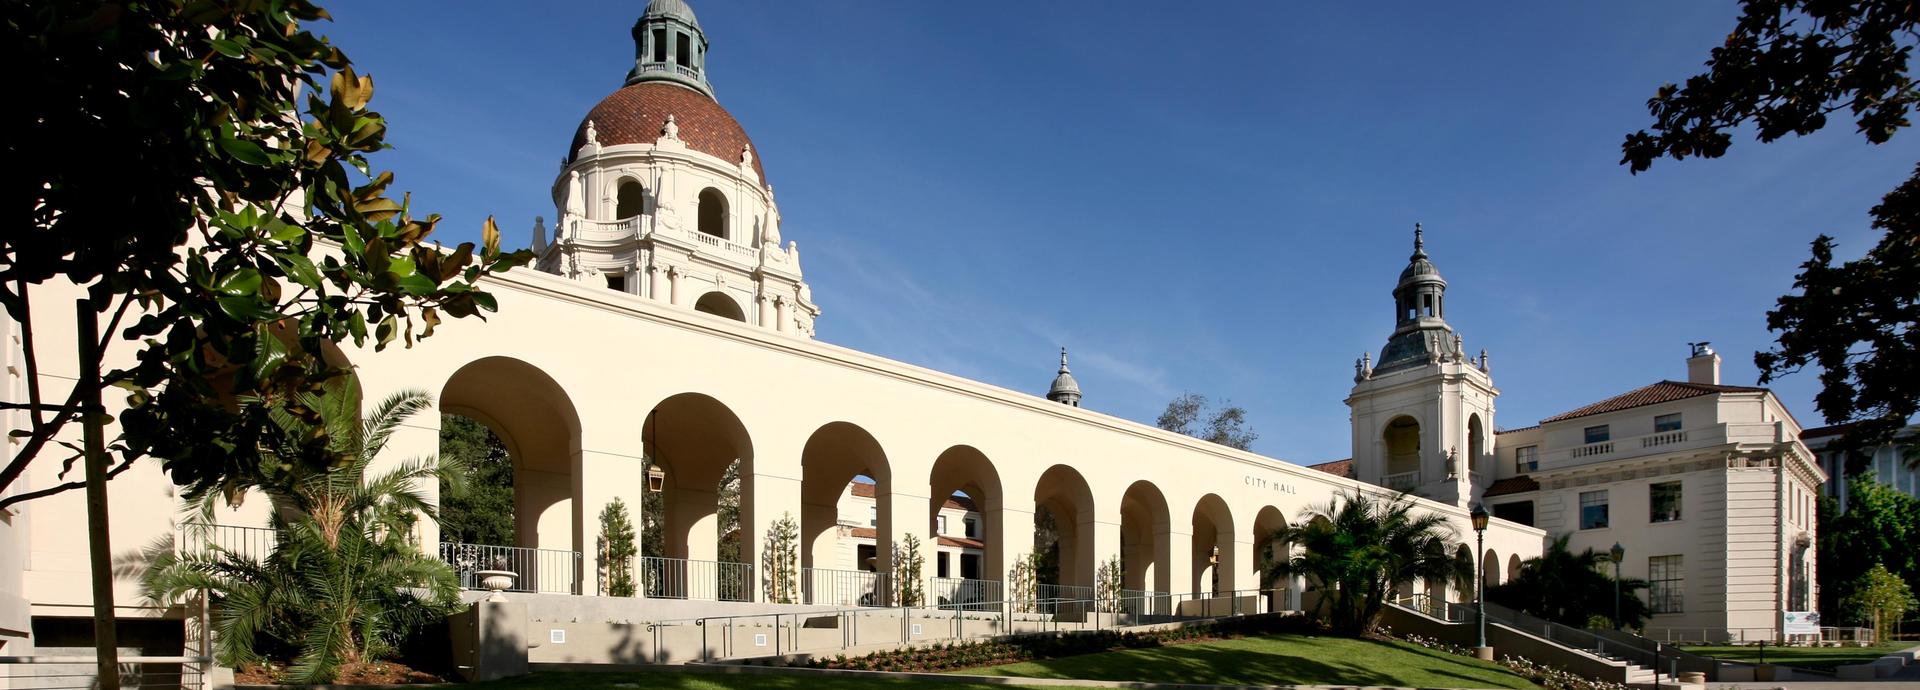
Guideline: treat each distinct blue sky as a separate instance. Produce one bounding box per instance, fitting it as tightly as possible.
[321,2,1917,464]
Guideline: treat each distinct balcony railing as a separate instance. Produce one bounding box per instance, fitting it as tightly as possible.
[801,567,891,607]
[177,522,279,562]
[1541,423,1778,470]
[688,230,758,260]
[640,556,753,602]
[440,542,581,595]
[1383,471,1421,492]
[929,577,1002,611]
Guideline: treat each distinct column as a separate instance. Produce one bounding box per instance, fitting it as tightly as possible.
[649,264,668,302]
[773,296,790,333]
[880,489,934,605]
[757,293,772,329]
[574,447,648,597]
[742,465,801,603]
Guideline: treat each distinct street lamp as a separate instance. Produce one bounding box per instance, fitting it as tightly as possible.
[1609,542,1625,630]
[1470,503,1490,660]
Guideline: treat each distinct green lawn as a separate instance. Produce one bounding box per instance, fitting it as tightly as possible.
[1679,642,1912,669]
[467,670,1101,690]
[963,633,1539,689]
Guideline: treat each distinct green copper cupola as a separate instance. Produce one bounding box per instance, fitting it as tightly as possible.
[626,0,715,98]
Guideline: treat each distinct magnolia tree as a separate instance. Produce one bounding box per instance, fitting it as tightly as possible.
[2,0,533,513]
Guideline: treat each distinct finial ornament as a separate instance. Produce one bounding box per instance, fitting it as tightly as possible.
[662,114,680,140]
[1413,222,1425,255]
[1059,347,1070,372]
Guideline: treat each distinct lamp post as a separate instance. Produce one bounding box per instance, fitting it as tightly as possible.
[1471,503,1491,661]
[1610,542,1625,630]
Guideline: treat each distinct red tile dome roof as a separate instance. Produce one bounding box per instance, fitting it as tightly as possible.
[569,82,766,182]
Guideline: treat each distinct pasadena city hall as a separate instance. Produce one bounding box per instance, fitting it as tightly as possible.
[0,0,1825,669]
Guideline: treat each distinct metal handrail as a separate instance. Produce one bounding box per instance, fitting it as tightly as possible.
[639,556,754,602]
[0,655,210,690]
[439,542,582,595]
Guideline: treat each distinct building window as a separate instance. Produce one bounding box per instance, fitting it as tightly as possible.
[1491,501,1534,527]
[697,188,728,238]
[1584,425,1610,444]
[1649,555,1684,614]
[937,552,950,578]
[857,544,877,572]
[676,32,691,67]
[868,506,876,527]
[1579,490,1609,530]
[1515,445,1538,473]
[936,515,948,535]
[1650,481,1682,523]
[1654,413,1682,433]
[652,29,666,63]
[963,517,978,538]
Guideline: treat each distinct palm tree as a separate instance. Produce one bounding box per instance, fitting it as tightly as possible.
[1487,535,1651,630]
[145,382,465,683]
[1262,490,1464,635]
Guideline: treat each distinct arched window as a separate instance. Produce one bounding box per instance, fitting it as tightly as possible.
[616,179,646,219]
[698,188,728,239]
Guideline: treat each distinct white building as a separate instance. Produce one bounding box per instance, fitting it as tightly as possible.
[1804,424,1919,512]
[0,0,1820,664]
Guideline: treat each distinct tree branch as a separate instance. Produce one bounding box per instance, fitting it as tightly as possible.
[0,453,139,513]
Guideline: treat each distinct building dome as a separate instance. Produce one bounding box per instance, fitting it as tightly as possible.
[641,0,700,26]
[1047,348,1082,407]
[568,82,767,181]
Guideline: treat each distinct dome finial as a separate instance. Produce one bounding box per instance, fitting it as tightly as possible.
[1413,222,1425,257]
[1048,346,1082,407]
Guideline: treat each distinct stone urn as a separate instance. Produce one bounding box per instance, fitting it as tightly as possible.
[476,570,518,602]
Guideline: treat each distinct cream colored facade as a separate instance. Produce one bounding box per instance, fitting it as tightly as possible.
[0,0,1815,662]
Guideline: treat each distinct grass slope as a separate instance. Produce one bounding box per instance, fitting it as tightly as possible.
[965,633,1540,689]
[1678,642,1912,669]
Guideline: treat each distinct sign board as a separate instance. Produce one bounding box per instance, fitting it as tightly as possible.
[1784,611,1819,635]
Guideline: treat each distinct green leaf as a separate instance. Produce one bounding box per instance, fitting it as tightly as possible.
[217,269,263,296]
[217,294,270,322]
[219,136,271,166]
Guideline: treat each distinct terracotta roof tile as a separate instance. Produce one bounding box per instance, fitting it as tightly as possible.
[1540,380,1767,424]
[851,480,975,511]
[1305,459,1354,479]
[845,526,983,550]
[570,82,767,181]
[1483,476,1540,498]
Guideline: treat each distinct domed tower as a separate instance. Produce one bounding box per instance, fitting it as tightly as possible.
[1047,348,1082,407]
[533,0,820,337]
[1345,225,1498,507]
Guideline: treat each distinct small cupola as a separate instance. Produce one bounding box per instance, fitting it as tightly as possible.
[1048,348,1082,407]
[626,0,715,98]
[1393,223,1449,328]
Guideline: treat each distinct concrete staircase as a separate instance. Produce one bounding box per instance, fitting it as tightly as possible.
[1382,598,1700,688]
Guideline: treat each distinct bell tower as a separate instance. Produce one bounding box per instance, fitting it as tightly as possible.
[1346,225,1498,507]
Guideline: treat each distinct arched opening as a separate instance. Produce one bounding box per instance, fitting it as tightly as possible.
[697,187,728,239]
[1191,494,1236,597]
[1467,414,1486,479]
[1507,554,1522,584]
[615,178,647,219]
[1451,544,1474,603]
[1481,548,1502,590]
[439,357,583,595]
[1119,481,1172,610]
[929,445,1003,609]
[800,422,892,606]
[1252,506,1290,612]
[642,392,755,601]
[1421,541,1447,605]
[1033,465,1096,603]
[1383,416,1421,489]
[694,291,745,321]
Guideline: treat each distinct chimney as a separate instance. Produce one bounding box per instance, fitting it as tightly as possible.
[1686,342,1720,385]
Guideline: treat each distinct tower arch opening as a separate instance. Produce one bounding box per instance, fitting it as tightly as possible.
[694,291,745,321]
[698,187,728,239]
[1384,416,1421,485]
[616,178,647,219]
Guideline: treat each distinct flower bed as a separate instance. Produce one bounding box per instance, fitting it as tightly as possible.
[1393,632,1631,690]
[235,661,443,686]
[806,613,1321,673]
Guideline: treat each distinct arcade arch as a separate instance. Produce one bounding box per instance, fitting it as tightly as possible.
[1034,465,1096,590]
[1191,494,1236,596]
[928,445,1002,586]
[642,392,755,599]
[439,357,582,593]
[1252,505,1289,609]
[1119,481,1171,594]
[800,422,893,585]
